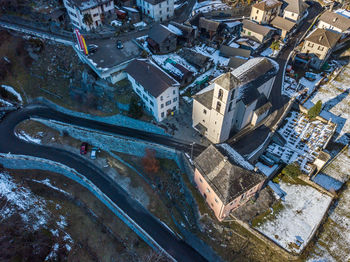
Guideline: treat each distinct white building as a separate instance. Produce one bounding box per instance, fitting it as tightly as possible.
[192,57,279,144]
[136,0,174,22]
[282,0,308,24]
[63,0,114,31]
[125,59,180,121]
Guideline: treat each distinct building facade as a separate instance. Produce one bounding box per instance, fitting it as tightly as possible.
[250,0,282,24]
[302,28,341,69]
[317,11,350,34]
[63,0,114,30]
[136,0,174,22]
[125,59,179,121]
[194,145,265,221]
[282,0,308,24]
[192,57,278,144]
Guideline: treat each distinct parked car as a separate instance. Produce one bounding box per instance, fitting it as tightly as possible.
[111,20,122,27]
[116,40,123,49]
[80,142,88,155]
[90,147,98,159]
[87,44,98,53]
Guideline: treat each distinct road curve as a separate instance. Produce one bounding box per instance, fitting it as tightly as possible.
[0,105,207,262]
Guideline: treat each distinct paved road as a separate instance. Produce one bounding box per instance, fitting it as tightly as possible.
[0,105,207,262]
[228,3,323,155]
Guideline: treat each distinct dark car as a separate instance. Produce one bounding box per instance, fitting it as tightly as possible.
[80,142,88,155]
[87,44,98,53]
[116,40,123,49]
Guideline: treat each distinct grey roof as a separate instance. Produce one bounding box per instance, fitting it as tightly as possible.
[227,57,248,69]
[271,16,296,31]
[193,88,214,109]
[319,11,350,32]
[213,72,241,91]
[232,57,279,105]
[199,17,220,32]
[170,21,195,38]
[284,0,308,14]
[305,28,341,48]
[178,48,212,68]
[125,59,178,98]
[148,24,175,44]
[194,145,265,204]
[242,20,273,36]
[69,0,111,11]
[219,45,251,58]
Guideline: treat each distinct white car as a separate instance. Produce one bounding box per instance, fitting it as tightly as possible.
[111,20,122,27]
[90,147,98,159]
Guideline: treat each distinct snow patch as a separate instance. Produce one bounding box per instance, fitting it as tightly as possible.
[1,84,23,103]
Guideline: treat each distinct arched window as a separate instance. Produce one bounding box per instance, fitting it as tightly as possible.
[216,101,221,112]
[218,89,223,100]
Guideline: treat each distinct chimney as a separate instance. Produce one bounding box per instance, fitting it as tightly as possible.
[254,166,259,172]
[319,35,323,41]
[333,17,337,23]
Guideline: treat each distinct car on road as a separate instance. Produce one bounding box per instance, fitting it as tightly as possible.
[80,142,88,155]
[116,40,123,49]
[87,44,98,53]
[90,147,98,159]
[111,20,122,27]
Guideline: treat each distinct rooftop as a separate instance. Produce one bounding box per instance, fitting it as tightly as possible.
[148,24,175,44]
[271,16,296,31]
[125,59,179,98]
[319,11,350,32]
[195,145,265,204]
[193,87,214,109]
[242,20,274,36]
[68,0,110,11]
[227,57,248,69]
[199,17,220,32]
[253,0,282,11]
[85,38,141,70]
[284,0,308,15]
[305,28,341,48]
[219,45,251,58]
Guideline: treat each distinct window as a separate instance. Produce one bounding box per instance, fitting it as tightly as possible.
[211,203,214,207]
[167,7,169,11]
[159,3,161,7]
[318,46,324,51]
[214,198,218,203]
[203,109,207,114]
[69,11,77,18]
[150,101,154,106]
[161,112,164,117]
[248,31,251,36]
[93,13,99,17]
[159,10,162,14]
[173,106,176,111]
[160,96,163,101]
[291,13,294,17]
[166,100,171,106]
[143,94,148,101]
[173,97,177,102]
[216,101,221,112]
[161,103,164,108]
[256,10,259,14]
[173,89,176,95]
[167,0,169,4]
[255,16,257,20]
[308,42,314,48]
[136,89,141,94]
[206,188,210,193]
[218,89,223,100]
[199,177,203,183]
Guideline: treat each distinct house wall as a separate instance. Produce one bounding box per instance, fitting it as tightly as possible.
[239,99,257,130]
[194,168,225,221]
[192,99,211,131]
[317,21,343,33]
[222,181,264,218]
[241,27,265,43]
[136,0,174,22]
[283,11,300,23]
[250,5,281,24]
[302,40,330,61]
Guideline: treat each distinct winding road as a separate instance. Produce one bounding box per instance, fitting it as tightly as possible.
[0,104,207,262]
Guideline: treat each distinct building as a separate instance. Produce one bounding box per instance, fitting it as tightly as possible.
[136,0,174,22]
[219,45,251,59]
[250,0,282,24]
[271,16,296,39]
[192,57,278,144]
[179,48,213,73]
[198,17,222,40]
[282,0,308,24]
[317,11,350,34]
[147,24,177,54]
[224,21,242,36]
[194,145,265,221]
[302,28,341,69]
[125,59,180,121]
[241,20,275,43]
[227,57,247,69]
[63,0,114,31]
[170,21,198,44]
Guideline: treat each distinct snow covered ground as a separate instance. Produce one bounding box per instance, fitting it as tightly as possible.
[152,53,199,75]
[192,0,230,14]
[256,182,332,253]
[1,84,23,103]
[15,130,42,144]
[304,63,350,145]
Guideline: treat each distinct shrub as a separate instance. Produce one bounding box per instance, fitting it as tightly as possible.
[128,96,143,119]
[281,163,302,179]
[307,100,322,119]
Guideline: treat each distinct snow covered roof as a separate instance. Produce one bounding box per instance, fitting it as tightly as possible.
[167,24,183,36]
[194,145,265,204]
[68,0,111,11]
[253,0,282,11]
